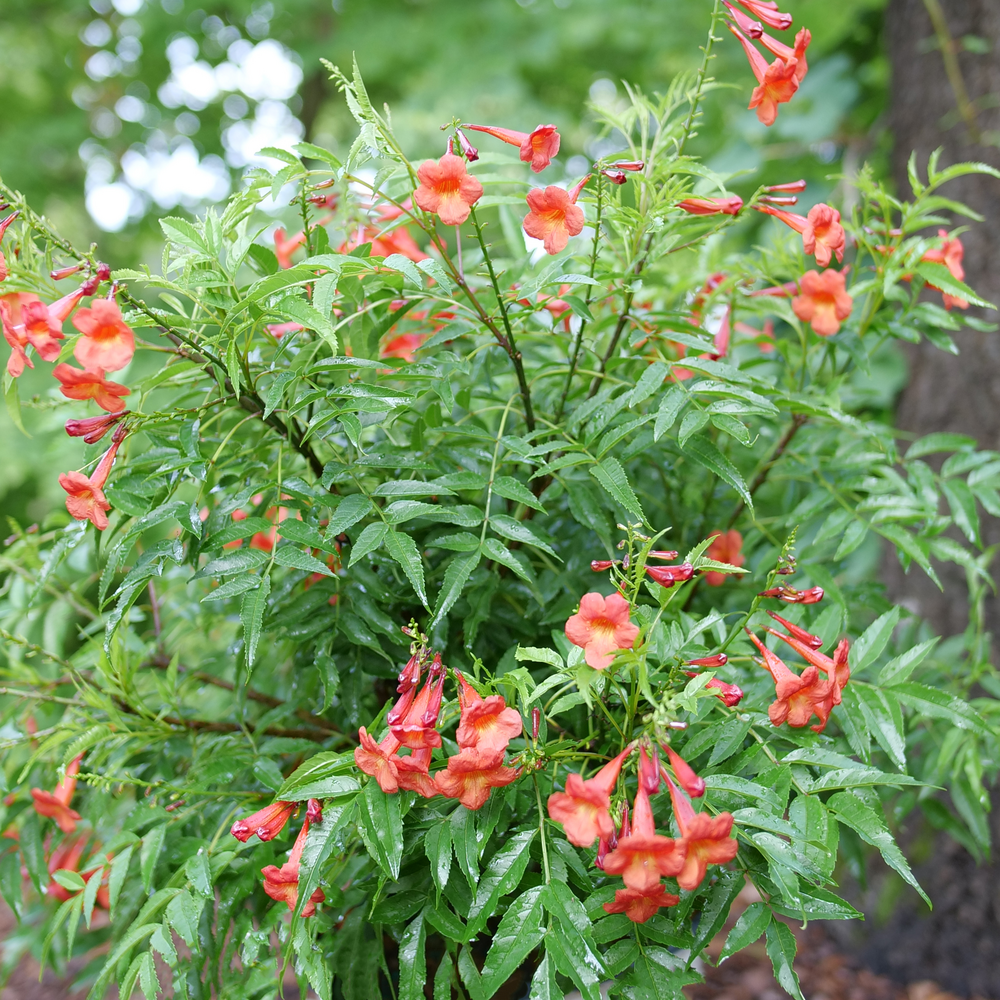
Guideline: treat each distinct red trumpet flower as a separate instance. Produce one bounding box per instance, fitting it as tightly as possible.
[461,122,561,173]
[414,152,484,226]
[734,0,793,30]
[273,228,307,270]
[53,364,130,413]
[31,754,84,834]
[662,745,705,798]
[764,179,807,193]
[602,786,686,892]
[434,747,519,810]
[64,412,125,444]
[645,563,695,588]
[766,610,823,649]
[59,426,128,530]
[746,629,836,731]
[354,726,402,794]
[231,800,296,842]
[523,175,590,255]
[665,775,739,891]
[678,196,744,216]
[758,585,824,604]
[921,230,968,310]
[728,25,799,126]
[603,883,680,923]
[723,0,763,37]
[72,298,136,372]
[260,818,326,917]
[455,671,522,754]
[47,835,110,909]
[792,269,853,336]
[765,624,851,705]
[686,654,729,668]
[565,592,640,670]
[391,654,446,749]
[755,202,845,267]
[759,27,812,84]
[395,748,439,799]
[547,745,633,847]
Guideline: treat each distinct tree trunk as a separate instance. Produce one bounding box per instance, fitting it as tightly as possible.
[852,7,1000,995]
[885,0,1000,639]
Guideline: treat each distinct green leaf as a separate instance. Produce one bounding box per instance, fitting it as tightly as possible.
[432,552,480,626]
[349,522,389,565]
[185,851,213,898]
[434,953,456,1000]
[528,952,561,1000]
[941,478,981,545]
[397,911,427,1000]
[765,918,805,1000]
[425,822,452,894]
[358,780,404,879]
[19,812,46,893]
[424,903,469,942]
[295,799,355,921]
[468,829,536,934]
[451,805,479,891]
[590,456,645,519]
[480,887,545,999]
[107,844,133,914]
[140,824,166,893]
[545,924,604,1000]
[515,646,563,669]
[853,684,906,771]
[492,475,546,512]
[489,515,558,558]
[827,791,930,906]
[807,767,921,792]
[277,753,358,800]
[690,869,743,960]
[52,869,86,893]
[905,432,977,459]
[273,546,332,577]
[139,950,160,1000]
[241,571,271,666]
[160,216,208,254]
[915,261,994,309]
[384,529,429,609]
[892,681,990,734]
[327,494,375,533]
[684,435,753,513]
[879,637,939,686]
[166,889,203,947]
[621,947,702,999]
[458,945,487,1000]
[0,851,22,919]
[719,902,769,962]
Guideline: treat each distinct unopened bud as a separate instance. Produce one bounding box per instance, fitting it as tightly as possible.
[591,560,615,571]
[306,798,323,824]
[51,263,85,281]
[531,707,540,741]
[759,194,798,205]
[763,179,807,193]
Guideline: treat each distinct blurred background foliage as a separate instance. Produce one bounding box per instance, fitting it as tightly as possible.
[0,0,889,535]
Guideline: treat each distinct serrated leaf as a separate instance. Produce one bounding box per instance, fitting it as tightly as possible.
[349,522,388,564]
[492,475,546,512]
[432,551,480,626]
[684,435,753,512]
[480,887,545,998]
[274,546,335,576]
[397,911,427,1000]
[384,529,429,608]
[468,830,536,935]
[852,607,901,673]
[720,901,769,962]
[489,515,558,558]
[879,637,939,686]
[915,261,994,309]
[892,681,990,734]
[359,780,403,879]
[590,456,644,518]
[854,684,906,771]
[241,572,271,666]
[765,918,805,1000]
[425,823,452,894]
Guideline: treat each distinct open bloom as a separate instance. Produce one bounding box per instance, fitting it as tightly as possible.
[395,748,439,798]
[414,152,484,226]
[381,332,428,363]
[1,286,87,374]
[31,754,84,834]
[274,228,307,270]
[734,0,793,30]
[73,299,136,372]
[666,775,739,891]
[756,203,845,266]
[565,592,640,670]
[59,426,128,531]
[53,364,130,413]
[746,629,835,731]
[461,122,561,172]
[261,819,325,917]
[547,745,633,847]
[792,269,853,336]
[922,229,968,309]
[522,175,589,255]
[354,726,402,793]
[434,747,519,810]
[728,25,799,126]
[65,412,125,444]
[603,883,680,923]
[759,27,811,83]
[705,530,745,586]
[602,786,686,892]
[340,204,429,263]
[765,622,850,705]
[678,196,744,216]
[455,672,522,754]
[231,800,296,842]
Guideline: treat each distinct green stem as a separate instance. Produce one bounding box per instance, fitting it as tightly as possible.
[469,205,536,432]
[533,774,552,884]
[678,0,724,156]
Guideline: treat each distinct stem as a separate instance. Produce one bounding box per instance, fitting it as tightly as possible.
[557,175,605,421]
[533,774,552,884]
[922,0,982,143]
[469,206,536,433]
[678,0,724,156]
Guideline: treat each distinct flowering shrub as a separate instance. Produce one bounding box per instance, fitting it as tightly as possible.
[2,3,1000,998]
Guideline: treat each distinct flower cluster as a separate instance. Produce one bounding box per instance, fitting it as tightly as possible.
[0,240,136,530]
[354,647,522,810]
[548,744,738,923]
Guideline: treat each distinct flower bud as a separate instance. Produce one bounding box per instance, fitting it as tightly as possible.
[685,653,728,668]
[763,179,807,192]
[591,560,615,571]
